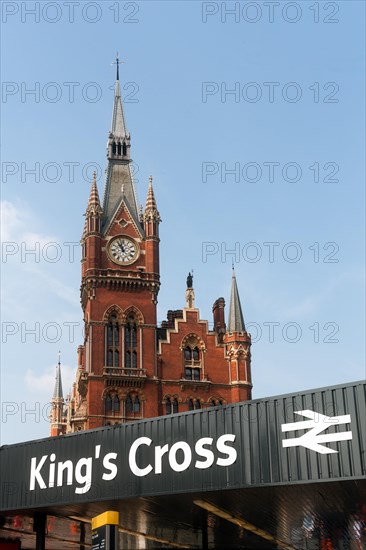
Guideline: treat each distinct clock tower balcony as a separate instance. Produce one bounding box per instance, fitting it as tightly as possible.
[103,366,147,388]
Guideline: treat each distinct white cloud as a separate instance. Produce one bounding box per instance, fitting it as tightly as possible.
[25,364,75,398]
[1,200,25,241]
[1,199,78,312]
[1,200,58,258]
[24,265,79,306]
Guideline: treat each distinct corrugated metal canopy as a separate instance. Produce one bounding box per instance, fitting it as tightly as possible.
[1,380,365,548]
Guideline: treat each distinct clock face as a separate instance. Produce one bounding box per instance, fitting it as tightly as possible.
[108,237,139,265]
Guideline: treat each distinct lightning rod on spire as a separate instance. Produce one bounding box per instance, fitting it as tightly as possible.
[111,52,125,82]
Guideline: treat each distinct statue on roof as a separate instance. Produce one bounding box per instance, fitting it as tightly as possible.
[187,272,193,288]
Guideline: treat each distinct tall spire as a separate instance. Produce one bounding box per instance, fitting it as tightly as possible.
[53,353,63,399]
[227,268,246,333]
[111,53,127,138]
[102,55,139,231]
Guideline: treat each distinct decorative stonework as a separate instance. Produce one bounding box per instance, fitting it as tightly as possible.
[102,304,124,322]
[181,333,206,351]
[186,288,195,309]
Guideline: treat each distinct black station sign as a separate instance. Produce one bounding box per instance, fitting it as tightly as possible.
[91,511,119,550]
[1,381,365,511]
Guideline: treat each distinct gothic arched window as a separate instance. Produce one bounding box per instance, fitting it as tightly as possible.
[113,395,120,413]
[166,397,171,415]
[105,394,112,414]
[117,142,122,156]
[105,393,120,416]
[184,347,191,361]
[133,396,140,413]
[123,142,127,156]
[185,367,192,380]
[125,394,141,418]
[183,338,202,381]
[125,314,138,370]
[126,395,133,414]
[112,141,116,155]
[106,313,120,369]
[165,397,178,415]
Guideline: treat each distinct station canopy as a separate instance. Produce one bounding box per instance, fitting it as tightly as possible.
[1,381,365,549]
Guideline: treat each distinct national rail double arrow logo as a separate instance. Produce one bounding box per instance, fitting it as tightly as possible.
[281,409,353,454]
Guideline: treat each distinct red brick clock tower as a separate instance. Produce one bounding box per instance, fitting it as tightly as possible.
[70,60,161,431]
[51,58,253,436]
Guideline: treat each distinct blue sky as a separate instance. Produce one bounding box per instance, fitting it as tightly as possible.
[1,0,365,444]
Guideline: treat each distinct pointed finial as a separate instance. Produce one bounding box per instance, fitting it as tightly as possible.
[145,175,159,212]
[228,270,246,333]
[53,354,64,399]
[86,172,102,216]
[112,52,125,82]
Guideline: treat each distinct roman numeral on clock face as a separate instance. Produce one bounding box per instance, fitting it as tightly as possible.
[109,237,138,264]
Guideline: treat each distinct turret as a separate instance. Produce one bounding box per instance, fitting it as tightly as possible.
[144,176,161,277]
[224,269,252,400]
[82,172,102,276]
[50,355,66,436]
